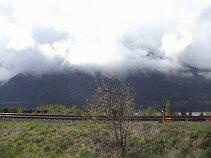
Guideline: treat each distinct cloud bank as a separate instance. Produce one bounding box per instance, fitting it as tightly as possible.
[0,0,211,80]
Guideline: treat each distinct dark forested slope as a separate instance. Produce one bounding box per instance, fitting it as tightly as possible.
[0,70,211,111]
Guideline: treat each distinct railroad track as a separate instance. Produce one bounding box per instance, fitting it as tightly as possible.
[1,113,211,122]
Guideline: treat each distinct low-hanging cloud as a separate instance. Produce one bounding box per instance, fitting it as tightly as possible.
[1,0,211,81]
[32,26,69,44]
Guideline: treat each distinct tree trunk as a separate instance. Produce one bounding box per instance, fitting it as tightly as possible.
[121,146,126,158]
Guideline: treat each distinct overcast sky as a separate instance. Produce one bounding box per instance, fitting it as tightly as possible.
[0,0,211,81]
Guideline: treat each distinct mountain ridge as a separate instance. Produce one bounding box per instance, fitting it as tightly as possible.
[0,70,211,111]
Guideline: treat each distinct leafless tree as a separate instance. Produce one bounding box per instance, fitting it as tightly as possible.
[88,78,135,157]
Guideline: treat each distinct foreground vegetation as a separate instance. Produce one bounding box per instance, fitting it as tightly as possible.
[0,121,210,158]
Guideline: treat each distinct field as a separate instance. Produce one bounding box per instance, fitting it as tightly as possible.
[0,121,211,158]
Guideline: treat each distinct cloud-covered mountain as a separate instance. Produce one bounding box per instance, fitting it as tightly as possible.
[1,1,211,111]
[1,0,211,81]
[0,70,211,111]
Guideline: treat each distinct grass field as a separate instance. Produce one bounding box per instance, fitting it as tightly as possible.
[0,121,211,158]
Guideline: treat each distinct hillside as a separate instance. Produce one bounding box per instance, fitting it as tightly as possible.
[0,70,211,111]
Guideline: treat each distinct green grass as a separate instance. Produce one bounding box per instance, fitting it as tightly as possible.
[0,121,110,158]
[0,121,211,158]
[127,122,211,158]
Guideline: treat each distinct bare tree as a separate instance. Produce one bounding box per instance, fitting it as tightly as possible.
[88,78,135,157]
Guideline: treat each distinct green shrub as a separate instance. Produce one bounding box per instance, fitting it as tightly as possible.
[68,105,81,115]
[138,106,158,116]
[37,104,68,114]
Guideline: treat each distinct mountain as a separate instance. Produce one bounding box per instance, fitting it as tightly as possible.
[126,71,211,111]
[0,70,211,111]
[0,71,96,108]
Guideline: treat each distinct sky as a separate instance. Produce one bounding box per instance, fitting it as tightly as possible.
[0,0,211,81]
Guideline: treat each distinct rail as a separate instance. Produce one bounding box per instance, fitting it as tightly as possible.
[0,113,211,122]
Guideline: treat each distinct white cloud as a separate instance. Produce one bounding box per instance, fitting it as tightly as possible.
[0,0,211,80]
[161,27,192,57]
